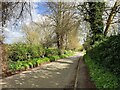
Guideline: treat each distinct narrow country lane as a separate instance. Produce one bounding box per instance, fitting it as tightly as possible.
[1,53,83,89]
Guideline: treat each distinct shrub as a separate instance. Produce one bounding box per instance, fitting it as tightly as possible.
[43,57,50,62]
[84,54,119,88]
[44,48,59,57]
[28,62,33,68]
[88,35,120,76]
[77,45,84,51]
[8,45,75,72]
[9,61,16,71]
[23,63,29,69]
[36,59,42,65]
[48,55,60,62]
[48,56,56,62]
[59,55,66,58]
[60,54,68,58]
[7,44,44,61]
[84,34,120,88]
[50,55,59,60]
[9,57,50,71]
[30,45,45,58]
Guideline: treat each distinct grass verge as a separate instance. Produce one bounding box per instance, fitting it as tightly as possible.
[84,54,119,88]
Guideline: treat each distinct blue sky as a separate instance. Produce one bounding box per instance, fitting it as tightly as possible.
[4,1,116,44]
[4,2,46,44]
[34,2,48,15]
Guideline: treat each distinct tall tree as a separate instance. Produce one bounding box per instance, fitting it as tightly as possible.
[46,2,80,54]
[104,0,120,35]
[22,19,55,46]
[0,2,31,72]
[78,2,105,44]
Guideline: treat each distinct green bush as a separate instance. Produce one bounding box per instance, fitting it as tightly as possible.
[47,55,60,62]
[44,48,59,57]
[8,44,44,61]
[52,55,60,60]
[30,45,45,58]
[84,54,119,88]
[9,60,25,71]
[28,62,33,68]
[48,56,56,62]
[36,59,42,65]
[8,45,75,72]
[77,45,84,51]
[9,57,50,71]
[59,55,66,58]
[59,50,74,58]
[88,35,120,76]
[43,57,50,62]
[60,54,69,58]
[65,50,74,56]
[23,63,29,69]
[84,34,120,88]
[9,61,16,71]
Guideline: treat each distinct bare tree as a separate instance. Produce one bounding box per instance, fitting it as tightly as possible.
[104,0,120,35]
[46,2,80,54]
[22,18,55,47]
[0,2,32,73]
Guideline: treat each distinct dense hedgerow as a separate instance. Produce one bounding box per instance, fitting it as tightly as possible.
[84,34,120,88]
[7,44,45,61]
[84,54,119,88]
[7,44,74,62]
[44,48,59,57]
[7,44,75,71]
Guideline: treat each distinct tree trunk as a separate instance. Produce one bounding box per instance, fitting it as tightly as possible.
[59,34,64,54]
[0,42,8,74]
[104,1,118,35]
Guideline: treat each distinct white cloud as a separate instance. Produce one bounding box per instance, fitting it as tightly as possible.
[25,3,47,25]
[4,28,25,44]
[3,2,46,44]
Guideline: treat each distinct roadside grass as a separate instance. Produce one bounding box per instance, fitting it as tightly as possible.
[84,35,120,88]
[84,54,119,88]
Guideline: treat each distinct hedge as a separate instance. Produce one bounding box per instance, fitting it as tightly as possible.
[84,34,120,88]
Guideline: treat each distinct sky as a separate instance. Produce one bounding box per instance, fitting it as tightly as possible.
[3,0,117,44]
[34,2,48,15]
[3,2,47,44]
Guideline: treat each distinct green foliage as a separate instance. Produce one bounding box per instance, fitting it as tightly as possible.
[9,57,50,71]
[52,55,60,60]
[59,50,74,58]
[8,44,75,72]
[7,44,44,61]
[88,35,120,75]
[82,2,105,44]
[83,37,93,50]
[29,45,44,58]
[47,55,59,62]
[48,56,56,62]
[7,43,74,62]
[60,54,68,58]
[59,54,66,58]
[64,50,74,56]
[44,48,59,57]
[77,45,84,51]
[88,2,105,34]
[84,35,120,88]
[84,54,119,88]
[42,57,50,62]
[9,51,75,71]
